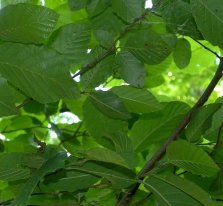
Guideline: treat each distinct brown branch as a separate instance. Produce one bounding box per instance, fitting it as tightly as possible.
[116,59,223,205]
[72,4,160,79]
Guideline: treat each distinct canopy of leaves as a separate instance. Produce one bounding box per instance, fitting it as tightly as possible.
[0,0,223,205]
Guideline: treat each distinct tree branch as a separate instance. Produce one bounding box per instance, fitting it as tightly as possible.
[116,58,223,205]
[72,3,161,79]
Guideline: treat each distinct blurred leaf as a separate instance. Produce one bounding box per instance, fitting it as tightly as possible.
[68,0,88,11]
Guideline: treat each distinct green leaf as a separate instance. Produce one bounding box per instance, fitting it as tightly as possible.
[0,76,17,117]
[186,103,221,142]
[173,38,191,69]
[51,23,91,65]
[68,160,136,189]
[191,0,223,47]
[83,99,128,141]
[11,152,66,206]
[111,85,160,113]
[145,175,218,206]
[0,43,80,103]
[126,29,173,65]
[68,0,88,11]
[49,171,99,192]
[116,51,146,88]
[78,148,130,168]
[131,101,190,152]
[111,0,143,22]
[167,140,220,177]
[86,0,109,17]
[0,3,58,44]
[89,91,131,120]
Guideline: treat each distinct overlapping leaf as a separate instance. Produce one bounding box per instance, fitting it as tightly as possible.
[68,160,136,189]
[131,101,190,151]
[111,86,160,113]
[11,152,66,206]
[89,91,131,120]
[51,23,91,65]
[167,140,219,177]
[83,99,128,141]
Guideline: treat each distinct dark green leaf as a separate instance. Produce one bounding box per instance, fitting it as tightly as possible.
[111,0,143,22]
[116,51,146,88]
[0,43,80,103]
[173,38,191,69]
[83,99,128,141]
[145,175,218,206]
[131,101,190,152]
[126,29,173,64]
[111,86,160,113]
[0,3,58,43]
[51,23,91,65]
[191,0,223,47]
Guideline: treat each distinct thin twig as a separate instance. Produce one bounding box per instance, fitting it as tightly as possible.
[116,58,223,205]
[16,98,33,110]
[193,39,221,59]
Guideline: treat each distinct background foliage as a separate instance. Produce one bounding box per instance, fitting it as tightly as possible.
[0,0,223,205]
